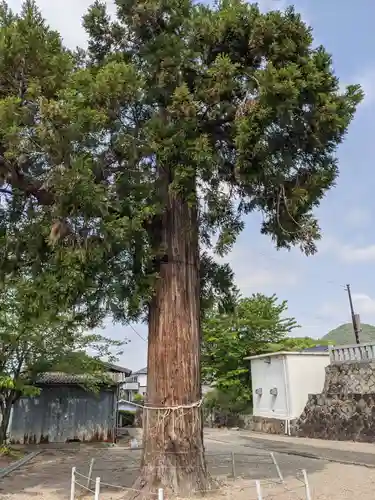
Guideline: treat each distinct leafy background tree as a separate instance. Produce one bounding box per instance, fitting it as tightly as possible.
[263,336,332,353]
[0,0,362,494]
[202,294,298,409]
[202,294,333,422]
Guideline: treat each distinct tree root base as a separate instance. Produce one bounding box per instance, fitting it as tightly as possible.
[128,471,216,500]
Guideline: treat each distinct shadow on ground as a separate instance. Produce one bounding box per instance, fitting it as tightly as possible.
[0,440,326,499]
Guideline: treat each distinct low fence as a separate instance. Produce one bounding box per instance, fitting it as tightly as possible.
[69,451,313,499]
[329,342,375,363]
[70,465,100,500]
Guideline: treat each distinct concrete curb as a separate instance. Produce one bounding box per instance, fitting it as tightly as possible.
[0,450,42,479]
[253,446,375,469]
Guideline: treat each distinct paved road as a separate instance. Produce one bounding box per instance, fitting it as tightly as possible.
[89,438,327,488]
[203,432,328,481]
[206,429,375,468]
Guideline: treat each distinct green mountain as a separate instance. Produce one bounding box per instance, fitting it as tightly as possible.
[321,323,375,345]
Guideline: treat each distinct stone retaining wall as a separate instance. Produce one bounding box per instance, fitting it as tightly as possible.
[293,360,375,442]
[241,415,291,434]
[294,393,375,441]
[205,413,292,435]
[323,362,375,394]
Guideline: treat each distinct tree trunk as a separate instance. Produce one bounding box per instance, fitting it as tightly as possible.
[0,401,12,445]
[134,180,209,497]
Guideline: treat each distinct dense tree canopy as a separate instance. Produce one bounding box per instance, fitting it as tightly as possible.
[0,0,362,494]
[0,0,362,321]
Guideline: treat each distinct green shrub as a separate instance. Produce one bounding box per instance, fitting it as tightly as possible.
[133,393,144,403]
[118,410,135,426]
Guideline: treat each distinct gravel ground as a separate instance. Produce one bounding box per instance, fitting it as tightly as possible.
[1,437,375,499]
[231,462,375,500]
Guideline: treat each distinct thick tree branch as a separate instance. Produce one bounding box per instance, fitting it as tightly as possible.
[0,154,54,205]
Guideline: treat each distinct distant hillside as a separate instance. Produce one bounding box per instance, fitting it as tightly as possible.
[322,323,375,344]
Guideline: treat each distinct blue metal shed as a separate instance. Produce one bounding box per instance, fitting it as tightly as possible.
[9,372,118,444]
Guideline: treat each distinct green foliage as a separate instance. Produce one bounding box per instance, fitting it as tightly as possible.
[322,323,375,344]
[0,0,362,330]
[118,409,136,426]
[0,444,23,459]
[202,310,330,413]
[203,388,252,415]
[133,392,144,403]
[0,299,123,395]
[261,336,333,353]
[202,294,297,406]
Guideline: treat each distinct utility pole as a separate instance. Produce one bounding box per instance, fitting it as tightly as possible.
[345,284,361,344]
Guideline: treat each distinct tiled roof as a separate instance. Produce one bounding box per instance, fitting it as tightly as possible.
[102,362,132,375]
[34,372,117,386]
[302,345,329,353]
[133,367,147,375]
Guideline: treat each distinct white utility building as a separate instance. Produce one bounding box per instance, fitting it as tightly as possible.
[245,350,329,430]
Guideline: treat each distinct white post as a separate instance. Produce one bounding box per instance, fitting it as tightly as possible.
[302,469,311,500]
[270,452,284,482]
[94,477,101,500]
[231,452,236,477]
[70,467,76,500]
[328,344,333,363]
[87,458,95,490]
[158,488,164,500]
[255,480,262,500]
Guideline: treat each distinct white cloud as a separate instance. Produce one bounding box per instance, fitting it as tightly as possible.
[317,293,375,333]
[316,235,375,263]
[342,67,375,108]
[352,293,375,316]
[235,265,298,292]
[357,68,375,107]
[215,246,299,295]
[257,0,287,12]
[340,244,375,263]
[318,301,344,320]
[345,207,371,228]
[316,235,341,254]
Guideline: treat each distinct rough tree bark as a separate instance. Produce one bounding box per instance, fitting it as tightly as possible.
[134,173,209,497]
[0,398,13,445]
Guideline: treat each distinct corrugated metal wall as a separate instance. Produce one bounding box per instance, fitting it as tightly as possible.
[9,385,116,444]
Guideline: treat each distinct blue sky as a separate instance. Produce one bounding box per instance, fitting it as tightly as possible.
[8,0,375,370]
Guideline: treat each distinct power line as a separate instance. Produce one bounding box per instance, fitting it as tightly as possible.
[128,323,147,342]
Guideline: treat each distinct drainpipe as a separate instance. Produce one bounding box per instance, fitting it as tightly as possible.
[113,383,120,445]
[282,355,291,435]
